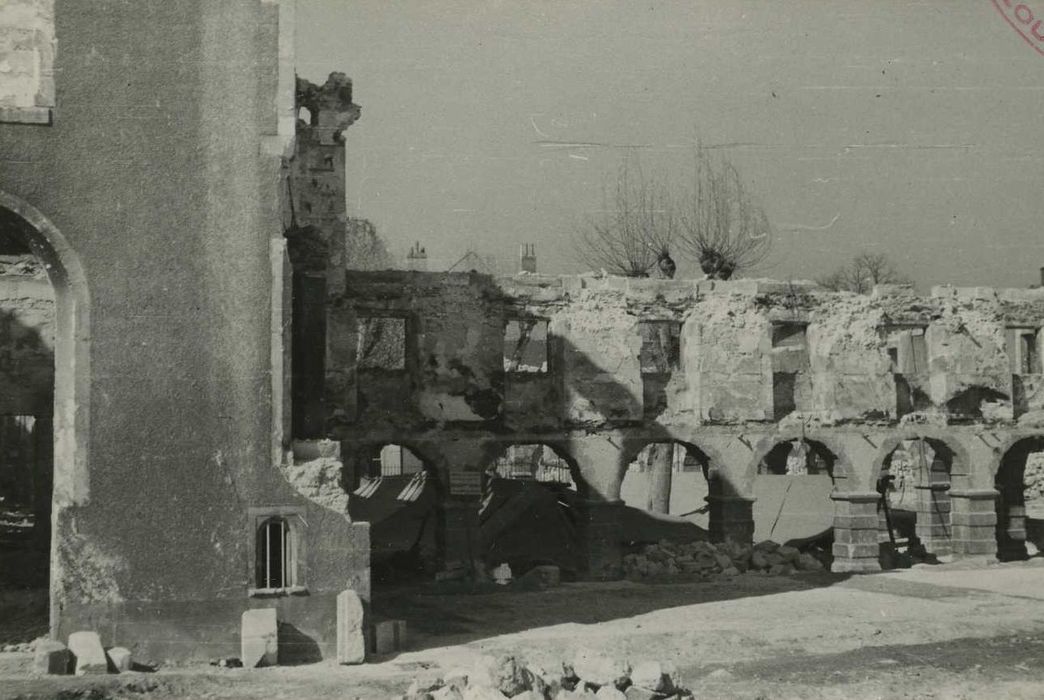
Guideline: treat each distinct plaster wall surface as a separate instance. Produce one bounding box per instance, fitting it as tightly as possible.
[0,0,368,663]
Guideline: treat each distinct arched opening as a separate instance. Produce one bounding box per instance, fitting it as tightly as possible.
[619,441,711,542]
[0,196,87,645]
[753,439,837,566]
[996,436,1044,562]
[877,438,954,567]
[479,443,581,580]
[347,443,439,587]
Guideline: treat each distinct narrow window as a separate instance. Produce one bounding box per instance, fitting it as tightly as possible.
[771,323,807,419]
[1021,330,1040,375]
[639,321,681,374]
[503,319,548,373]
[357,316,406,370]
[256,517,294,589]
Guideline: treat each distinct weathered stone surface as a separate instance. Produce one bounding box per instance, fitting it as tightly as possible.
[107,646,132,673]
[461,686,508,700]
[241,609,278,668]
[33,640,71,675]
[630,660,674,693]
[595,687,626,700]
[67,631,107,675]
[572,648,630,688]
[336,589,365,664]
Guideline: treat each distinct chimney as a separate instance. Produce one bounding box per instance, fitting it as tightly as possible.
[519,243,537,274]
[406,241,428,271]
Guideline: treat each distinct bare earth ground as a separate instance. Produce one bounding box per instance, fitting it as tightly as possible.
[4,559,1044,699]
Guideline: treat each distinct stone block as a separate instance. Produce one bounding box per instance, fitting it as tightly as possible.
[950,512,997,527]
[107,647,132,673]
[833,514,880,530]
[241,608,278,668]
[336,589,365,665]
[831,557,881,573]
[371,620,396,655]
[33,640,71,675]
[394,619,407,650]
[834,528,881,545]
[68,631,108,675]
[832,542,880,559]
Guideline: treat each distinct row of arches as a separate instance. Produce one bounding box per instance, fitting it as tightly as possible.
[342,433,1044,586]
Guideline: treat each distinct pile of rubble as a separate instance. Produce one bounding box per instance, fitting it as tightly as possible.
[400,651,692,700]
[623,539,825,580]
[1023,452,1044,502]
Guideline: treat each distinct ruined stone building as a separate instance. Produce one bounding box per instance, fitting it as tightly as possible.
[2,0,1044,669]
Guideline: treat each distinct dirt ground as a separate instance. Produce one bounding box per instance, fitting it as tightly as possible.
[5,558,1044,699]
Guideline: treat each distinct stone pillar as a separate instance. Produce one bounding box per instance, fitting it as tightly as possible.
[914,476,952,556]
[646,443,673,514]
[577,499,623,581]
[439,499,480,571]
[950,488,1000,559]
[831,492,882,573]
[707,494,755,545]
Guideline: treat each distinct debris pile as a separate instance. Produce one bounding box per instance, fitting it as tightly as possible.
[399,651,694,700]
[1023,452,1044,502]
[622,539,825,580]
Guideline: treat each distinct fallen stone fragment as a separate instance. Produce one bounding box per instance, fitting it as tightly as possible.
[33,640,71,675]
[462,685,508,700]
[493,655,530,697]
[572,648,630,688]
[595,686,626,699]
[630,660,674,694]
[107,646,132,673]
[337,589,366,664]
[706,668,734,680]
[67,631,108,675]
[623,687,660,700]
[241,608,278,668]
[431,686,464,700]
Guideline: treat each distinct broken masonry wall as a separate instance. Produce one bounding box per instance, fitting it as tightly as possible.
[927,295,1013,421]
[805,293,893,421]
[690,290,773,423]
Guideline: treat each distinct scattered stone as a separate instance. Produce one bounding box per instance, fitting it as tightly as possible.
[67,631,108,675]
[797,552,824,571]
[432,686,464,700]
[595,686,626,699]
[493,655,530,697]
[629,660,673,694]
[519,564,561,590]
[210,657,243,668]
[462,686,508,700]
[492,563,513,585]
[622,538,825,581]
[33,640,71,675]
[572,648,630,688]
[623,687,660,700]
[107,646,132,673]
[337,589,366,664]
[706,668,734,680]
[241,608,278,668]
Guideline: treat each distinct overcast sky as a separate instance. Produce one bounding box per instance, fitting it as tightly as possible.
[295,1,1044,288]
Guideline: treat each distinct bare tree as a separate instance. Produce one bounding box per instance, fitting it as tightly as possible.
[676,146,771,280]
[818,253,911,294]
[575,157,678,278]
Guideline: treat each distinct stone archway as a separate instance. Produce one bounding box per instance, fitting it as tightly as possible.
[995,436,1044,561]
[0,192,90,639]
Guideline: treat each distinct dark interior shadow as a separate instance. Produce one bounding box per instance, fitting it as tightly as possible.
[277,622,322,665]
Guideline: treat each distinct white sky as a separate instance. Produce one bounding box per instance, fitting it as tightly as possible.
[296,1,1044,288]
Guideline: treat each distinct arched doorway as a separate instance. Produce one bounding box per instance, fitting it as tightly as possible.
[0,194,89,643]
[878,438,954,564]
[480,443,581,579]
[996,436,1044,561]
[619,441,711,542]
[754,439,837,546]
[348,443,440,586]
